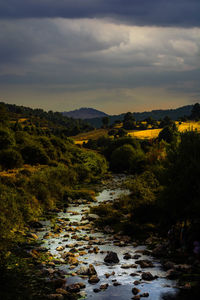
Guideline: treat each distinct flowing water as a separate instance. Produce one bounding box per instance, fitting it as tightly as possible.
[37,175,178,299]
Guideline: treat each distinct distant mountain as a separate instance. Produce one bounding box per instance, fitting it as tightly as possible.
[86,105,194,128]
[62,108,108,119]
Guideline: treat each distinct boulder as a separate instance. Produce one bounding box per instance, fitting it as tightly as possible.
[66,283,81,293]
[88,275,100,284]
[104,251,119,264]
[141,272,155,281]
[100,283,109,290]
[77,264,97,276]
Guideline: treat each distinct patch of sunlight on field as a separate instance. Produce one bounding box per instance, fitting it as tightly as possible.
[74,140,88,145]
[177,121,200,132]
[128,129,162,139]
[72,129,107,141]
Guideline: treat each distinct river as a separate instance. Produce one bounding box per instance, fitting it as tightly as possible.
[37,175,178,299]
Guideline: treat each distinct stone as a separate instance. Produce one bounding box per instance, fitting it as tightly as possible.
[134,281,140,285]
[123,253,132,260]
[77,264,97,276]
[132,287,140,295]
[121,264,137,269]
[113,282,121,286]
[104,251,119,264]
[67,257,79,266]
[100,283,109,290]
[78,282,86,289]
[56,246,64,251]
[93,288,101,293]
[141,272,154,281]
[93,246,99,253]
[140,292,149,297]
[135,260,154,268]
[88,275,100,284]
[66,283,81,293]
[130,273,138,277]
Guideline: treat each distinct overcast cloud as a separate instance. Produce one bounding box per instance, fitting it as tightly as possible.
[0,1,200,113]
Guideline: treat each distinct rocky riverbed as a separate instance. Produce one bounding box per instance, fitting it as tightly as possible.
[32,175,178,300]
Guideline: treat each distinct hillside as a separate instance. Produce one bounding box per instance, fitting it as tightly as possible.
[1,102,93,136]
[63,107,108,119]
[86,105,193,128]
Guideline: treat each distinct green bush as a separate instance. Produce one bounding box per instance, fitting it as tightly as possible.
[0,149,23,170]
[110,144,146,173]
[21,144,49,165]
[0,127,15,149]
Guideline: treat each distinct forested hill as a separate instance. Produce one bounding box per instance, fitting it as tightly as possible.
[86,104,193,128]
[1,102,93,136]
[63,107,108,119]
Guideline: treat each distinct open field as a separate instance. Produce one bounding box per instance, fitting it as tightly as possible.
[177,121,200,132]
[73,129,107,143]
[73,121,200,143]
[127,129,161,139]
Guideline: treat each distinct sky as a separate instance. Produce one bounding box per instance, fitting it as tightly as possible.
[0,0,200,114]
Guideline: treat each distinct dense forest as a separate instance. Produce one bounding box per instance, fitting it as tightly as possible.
[0,102,200,299]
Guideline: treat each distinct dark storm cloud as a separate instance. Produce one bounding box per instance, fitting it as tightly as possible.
[0,0,200,27]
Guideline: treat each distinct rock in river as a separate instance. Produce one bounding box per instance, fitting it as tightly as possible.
[104,251,119,264]
[77,264,97,276]
[141,272,155,281]
[88,275,100,284]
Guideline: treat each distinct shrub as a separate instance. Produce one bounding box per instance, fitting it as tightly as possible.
[0,127,15,149]
[21,144,49,165]
[110,144,146,173]
[0,149,23,170]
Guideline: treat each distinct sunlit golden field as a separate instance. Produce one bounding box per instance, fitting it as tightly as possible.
[177,121,200,132]
[128,129,162,139]
[73,121,200,143]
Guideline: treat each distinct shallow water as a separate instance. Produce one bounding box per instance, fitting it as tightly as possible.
[38,176,178,299]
